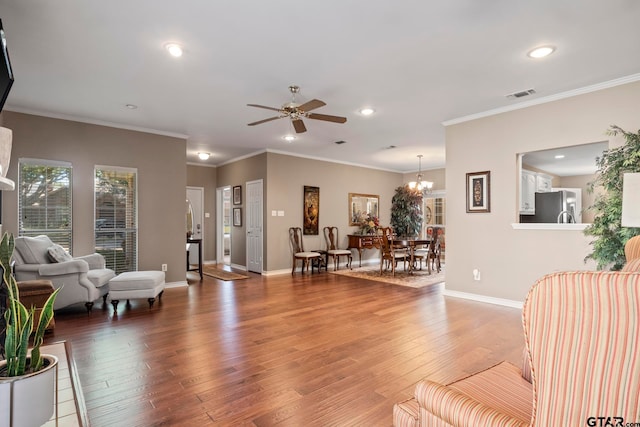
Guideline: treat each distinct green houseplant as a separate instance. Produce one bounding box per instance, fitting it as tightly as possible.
[584,125,640,270]
[0,232,60,426]
[390,185,423,237]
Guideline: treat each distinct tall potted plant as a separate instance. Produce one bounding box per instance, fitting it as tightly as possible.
[0,232,60,426]
[584,125,640,270]
[390,185,423,237]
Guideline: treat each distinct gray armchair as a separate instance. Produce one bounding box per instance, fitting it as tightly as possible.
[12,235,115,312]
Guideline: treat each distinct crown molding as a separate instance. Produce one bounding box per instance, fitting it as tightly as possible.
[4,106,189,139]
[442,73,640,126]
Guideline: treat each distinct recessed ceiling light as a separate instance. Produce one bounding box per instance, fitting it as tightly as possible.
[359,107,375,116]
[165,43,183,58]
[125,104,138,109]
[527,45,555,59]
[282,135,296,142]
[197,152,210,160]
[554,154,565,159]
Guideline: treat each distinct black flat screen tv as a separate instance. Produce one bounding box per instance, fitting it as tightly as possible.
[0,19,14,114]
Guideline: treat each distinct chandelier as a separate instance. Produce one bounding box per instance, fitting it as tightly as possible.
[408,154,433,194]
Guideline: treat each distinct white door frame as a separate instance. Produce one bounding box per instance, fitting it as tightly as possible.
[187,187,204,264]
[216,186,231,264]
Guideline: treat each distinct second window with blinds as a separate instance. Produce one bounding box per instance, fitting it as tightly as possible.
[94,166,138,274]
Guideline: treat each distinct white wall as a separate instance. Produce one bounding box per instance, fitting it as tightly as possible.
[445,80,640,303]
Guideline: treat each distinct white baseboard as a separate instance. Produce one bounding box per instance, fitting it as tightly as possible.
[263,268,292,276]
[165,281,188,288]
[443,288,523,309]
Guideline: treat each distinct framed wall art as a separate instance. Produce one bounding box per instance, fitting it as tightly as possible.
[466,171,491,213]
[233,207,242,226]
[303,185,319,235]
[233,185,242,205]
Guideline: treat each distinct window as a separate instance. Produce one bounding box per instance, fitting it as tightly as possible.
[18,159,72,250]
[95,166,137,274]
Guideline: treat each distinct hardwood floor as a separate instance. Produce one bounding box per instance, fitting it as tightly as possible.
[45,270,524,426]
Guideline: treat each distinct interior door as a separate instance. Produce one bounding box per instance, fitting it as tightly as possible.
[246,180,263,273]
[187,187,204,264]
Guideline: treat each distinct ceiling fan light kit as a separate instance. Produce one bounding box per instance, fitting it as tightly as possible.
[247,85,347,134]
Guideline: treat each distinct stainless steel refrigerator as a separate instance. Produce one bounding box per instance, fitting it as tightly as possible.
[520,190,577,223]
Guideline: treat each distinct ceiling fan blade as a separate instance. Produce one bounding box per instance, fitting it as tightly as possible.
[247,116,282,126]
[247,104,282,112]
[292,119,307,133]
[307,113,347,124]
[297,99,326,112]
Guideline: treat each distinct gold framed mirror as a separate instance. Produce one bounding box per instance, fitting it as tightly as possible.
[349,193,380,225]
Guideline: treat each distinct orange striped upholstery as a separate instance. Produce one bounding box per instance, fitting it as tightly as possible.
[393,397,419,427]
[622,258,640,272]
[622,258,640,273]
[520,347,532,383]
[415,362,531,427]
[625,235,640,262]
[524,271,640,426]
[393,271,640,427]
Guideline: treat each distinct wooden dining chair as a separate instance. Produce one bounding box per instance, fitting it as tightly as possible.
[289,227,322,275]
[323,226,352,270]
[379,227,407,276]
[428,236,442,273]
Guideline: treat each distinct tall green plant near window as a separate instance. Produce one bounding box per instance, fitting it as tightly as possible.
[584,125,640,270]
[390,185,423,237]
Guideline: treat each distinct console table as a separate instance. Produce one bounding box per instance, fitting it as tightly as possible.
[347,234,382,267]
[187,238,203,279]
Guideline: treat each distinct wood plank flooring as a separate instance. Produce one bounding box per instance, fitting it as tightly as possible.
[44,269,524,426]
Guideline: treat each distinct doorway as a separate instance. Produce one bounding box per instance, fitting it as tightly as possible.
[216,186,231,265]
[423,190,446,265]
[246,179,263,273]
[187,187,204,266]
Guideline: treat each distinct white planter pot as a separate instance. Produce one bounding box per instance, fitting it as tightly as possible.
[0,354,58,427]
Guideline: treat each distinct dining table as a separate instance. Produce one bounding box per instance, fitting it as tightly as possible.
[391,237,433,275]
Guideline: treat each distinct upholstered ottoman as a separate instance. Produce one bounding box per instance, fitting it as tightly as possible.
[108,271,165,313]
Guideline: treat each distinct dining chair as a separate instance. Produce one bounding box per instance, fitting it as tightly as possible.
[428,237,442,272]
[379,227,407,276]
[323,226,352,270]
[289,227,322,275]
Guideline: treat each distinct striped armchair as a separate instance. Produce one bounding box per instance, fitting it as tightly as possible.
[393,271,640,426]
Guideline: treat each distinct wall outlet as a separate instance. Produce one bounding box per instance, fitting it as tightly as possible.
[473,269,481,281]
[161,264,167,272]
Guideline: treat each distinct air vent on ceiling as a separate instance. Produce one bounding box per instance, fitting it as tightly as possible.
[506,88,536,99]
[334,140,347,145]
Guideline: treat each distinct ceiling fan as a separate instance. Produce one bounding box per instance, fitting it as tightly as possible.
[247,85,347,133]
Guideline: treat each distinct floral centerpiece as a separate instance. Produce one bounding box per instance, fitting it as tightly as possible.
[355,212,380,234]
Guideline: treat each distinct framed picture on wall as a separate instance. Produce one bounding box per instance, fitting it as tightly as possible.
[233,207,242,226]
[303,185,319,235]
[233,185,242,205]
[466,171,491,213]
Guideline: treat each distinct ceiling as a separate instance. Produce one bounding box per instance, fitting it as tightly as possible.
[522,141,609,176]
[522,141,609,177]
[1,1,639,173]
